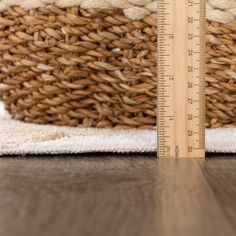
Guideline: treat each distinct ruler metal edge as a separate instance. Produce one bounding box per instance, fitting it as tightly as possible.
[157,0,206,158]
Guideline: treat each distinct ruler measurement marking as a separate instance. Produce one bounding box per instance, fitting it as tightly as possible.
[157,0,205,158]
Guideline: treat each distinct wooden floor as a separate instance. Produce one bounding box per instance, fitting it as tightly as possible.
[0,154,236,236]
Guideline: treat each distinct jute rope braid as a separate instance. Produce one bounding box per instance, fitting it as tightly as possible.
[207,0,236,23]
[0,6,157,128]
[205,0,236,128]
[0,0,157,20]
[206,19,236,128]
[0,0,235,128]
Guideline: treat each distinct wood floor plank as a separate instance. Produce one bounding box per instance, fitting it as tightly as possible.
[0,155,235,236]
[203,157,236,232]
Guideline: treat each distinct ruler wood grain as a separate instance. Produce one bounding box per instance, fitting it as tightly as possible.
[157,0,205,158]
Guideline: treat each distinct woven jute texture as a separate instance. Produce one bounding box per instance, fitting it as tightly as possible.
[206,19,236,128]
[0,1,235,128]
[0,6,157,128]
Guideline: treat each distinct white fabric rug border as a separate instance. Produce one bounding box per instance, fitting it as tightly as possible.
[1,104,236,155]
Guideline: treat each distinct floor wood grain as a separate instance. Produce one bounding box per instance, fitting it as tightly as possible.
[0,154,235,236]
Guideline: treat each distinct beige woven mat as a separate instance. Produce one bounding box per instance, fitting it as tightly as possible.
[0,103,236,155]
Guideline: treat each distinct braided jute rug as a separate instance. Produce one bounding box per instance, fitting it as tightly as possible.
[0,0,235,155]
[0,0,235,129]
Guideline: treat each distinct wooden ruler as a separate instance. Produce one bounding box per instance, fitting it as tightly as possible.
[157,0,205,158]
